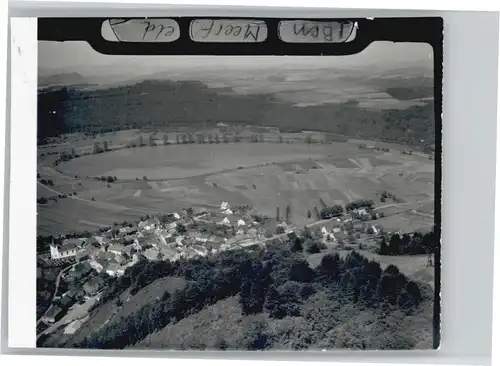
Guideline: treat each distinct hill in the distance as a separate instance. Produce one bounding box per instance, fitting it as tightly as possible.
[37,75,435,147]
[38,72,88,88]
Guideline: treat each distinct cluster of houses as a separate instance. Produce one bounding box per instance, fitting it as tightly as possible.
[41,262,105,324]
[316,217,384,246]
[48,202,292,278]
[41,202,300,327]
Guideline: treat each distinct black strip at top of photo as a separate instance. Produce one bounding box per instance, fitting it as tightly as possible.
[38,16,443,350]
[38,17,442,56]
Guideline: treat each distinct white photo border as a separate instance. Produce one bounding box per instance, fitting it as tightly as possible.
[2,4,500,366]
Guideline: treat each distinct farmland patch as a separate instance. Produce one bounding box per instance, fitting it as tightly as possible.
[328,158,359,168]
[369,156,400,167]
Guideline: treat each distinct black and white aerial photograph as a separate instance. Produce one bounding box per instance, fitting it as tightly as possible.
[36,18,440,351]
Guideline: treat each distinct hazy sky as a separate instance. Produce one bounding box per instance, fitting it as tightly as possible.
[39,21,433,81]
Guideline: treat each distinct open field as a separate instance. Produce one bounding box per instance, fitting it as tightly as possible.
[37,198,148,235]
[56,142,363,180]
[38,139,434,235]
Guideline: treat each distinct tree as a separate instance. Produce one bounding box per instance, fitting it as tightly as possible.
[37,197,48,204]
[176,223,187,234]
[290,260,314,283]
[93,142,101,154]
[405,280,422,305]
[290,237,303,252]
[240,318,269,350]
[214,337,228,350]
[285,205,291,223]
[389,234,401,254]
[264,285,280,317]
[376,265,406,304]
[305,239,324,254]
[239,259,272,316]
[316,252,341,280]
[320,205,344,219]
[300,227,313,240]
[186,207,194,224]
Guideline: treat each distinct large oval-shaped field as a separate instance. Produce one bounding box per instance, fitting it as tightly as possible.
[58,142,367,180]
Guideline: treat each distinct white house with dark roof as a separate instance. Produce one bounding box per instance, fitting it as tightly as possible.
[155,230,175,246]
[194,232,210,243]
[49,238,86,260]
[107,243,125,256]
[138,217,160,230]
[144,248,161,261]
[105,261,125,277]
[219,217,231,226]
[89,258,106,273]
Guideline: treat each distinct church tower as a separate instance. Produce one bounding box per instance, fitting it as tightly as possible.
[49,238,60,259]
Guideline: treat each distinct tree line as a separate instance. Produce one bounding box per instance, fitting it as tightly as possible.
[379,228,437,256]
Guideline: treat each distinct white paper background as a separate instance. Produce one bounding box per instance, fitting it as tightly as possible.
[2,2,500,366]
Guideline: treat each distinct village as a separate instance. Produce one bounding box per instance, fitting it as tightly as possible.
[36,198,393,338]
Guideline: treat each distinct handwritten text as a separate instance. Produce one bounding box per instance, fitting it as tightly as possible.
[190,19,267,43]
[278,20,355,43]
[107,18,180,43]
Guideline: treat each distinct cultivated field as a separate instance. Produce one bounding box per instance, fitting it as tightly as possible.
[38,135,435,235]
